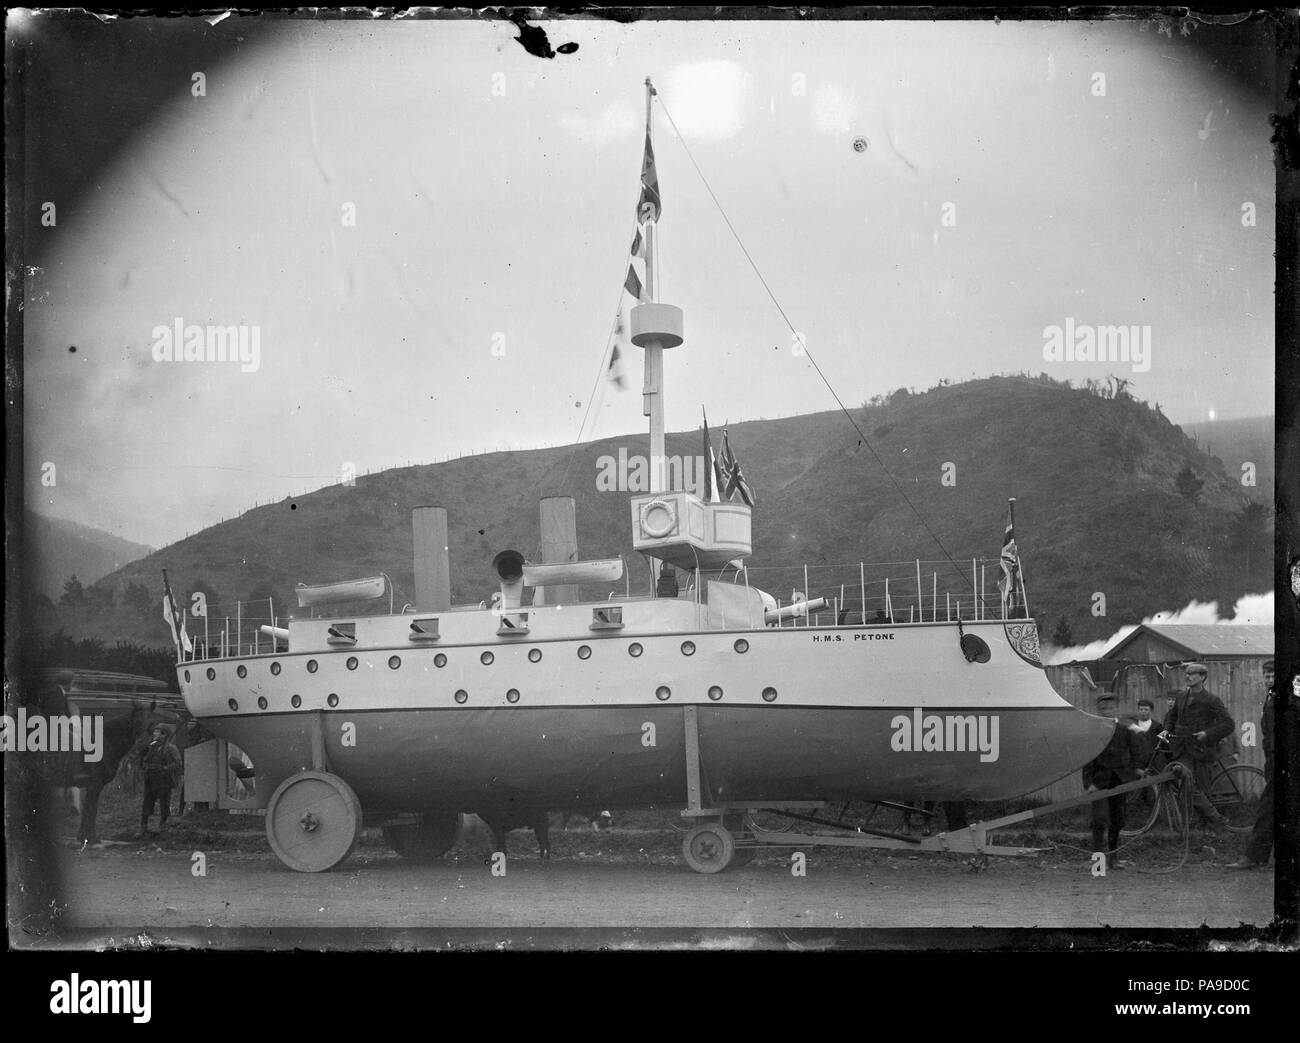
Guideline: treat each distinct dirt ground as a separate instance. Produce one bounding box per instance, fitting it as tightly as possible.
[34,827,1276,938]
[16,786,1275,944]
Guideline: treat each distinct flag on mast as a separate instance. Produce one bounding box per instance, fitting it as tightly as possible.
[638,130,661,224]
[718,431,756,508]
[161,571,193,657]
[702,409,723,502]
[998,511,1024,618]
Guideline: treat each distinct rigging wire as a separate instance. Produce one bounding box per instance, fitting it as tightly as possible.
[655,93,976,592]
[553,287,625,501]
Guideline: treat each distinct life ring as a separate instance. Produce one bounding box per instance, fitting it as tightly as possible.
[640,499,677,539]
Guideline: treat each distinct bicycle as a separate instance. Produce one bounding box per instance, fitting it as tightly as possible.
[1120,733,1265,839]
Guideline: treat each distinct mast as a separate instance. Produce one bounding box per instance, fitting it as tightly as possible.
[642,77,665,496]
[630,75,685,591]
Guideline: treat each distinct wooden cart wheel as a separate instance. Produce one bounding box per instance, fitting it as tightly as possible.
[682,822,735,874]
[265,770,362,873]
[383,813,461,861]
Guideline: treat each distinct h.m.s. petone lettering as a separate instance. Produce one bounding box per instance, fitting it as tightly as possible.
[890,709,1000,763]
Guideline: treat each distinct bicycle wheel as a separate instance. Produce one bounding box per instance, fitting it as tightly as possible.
[1120,783,1162,838]
[1208,764,1265,833]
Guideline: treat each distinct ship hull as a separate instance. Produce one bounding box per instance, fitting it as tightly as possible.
[179,619,1114,813]
[199,703,1110,813]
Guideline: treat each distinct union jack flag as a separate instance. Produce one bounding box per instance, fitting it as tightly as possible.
[718,431,755,508]
[998,518,1024,618]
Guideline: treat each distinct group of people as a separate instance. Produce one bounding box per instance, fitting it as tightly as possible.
[1083,659,1276,871]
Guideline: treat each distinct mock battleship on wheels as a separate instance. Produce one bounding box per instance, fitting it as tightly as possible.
[170,79,1117,873]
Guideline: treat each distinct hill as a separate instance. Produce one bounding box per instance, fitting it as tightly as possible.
[24,512,154,602]
[31,376,1271,650]
[1179,415,1273,504]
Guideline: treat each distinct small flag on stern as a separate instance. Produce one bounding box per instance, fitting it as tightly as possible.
[638,131,661,224]
[162,572,193,656]
[998,514,1024,618]
[718,431,756,508]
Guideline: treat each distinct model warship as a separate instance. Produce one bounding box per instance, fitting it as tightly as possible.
[171,80,1114,873]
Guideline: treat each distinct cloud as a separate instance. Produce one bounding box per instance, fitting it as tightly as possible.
[559,103,639,146]
[662,61,748,140]
[1043,591,1274,665]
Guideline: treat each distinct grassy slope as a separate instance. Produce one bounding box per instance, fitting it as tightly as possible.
[42,377,1269,648]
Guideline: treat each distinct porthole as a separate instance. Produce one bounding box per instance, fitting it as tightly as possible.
[291,694,302,708]
[762,687,778,702]
[708,686,723,701]
[454,689,468,704]
[960,634,992,664]
[227,699,238,711]
[327,693,339,708]
[656,686,671,701]
[270,662,281,676]
[528,648,542,663]
[680,640,696,656]
[434,653,447,668]
[507,688,520,703]
[481,651,494,666]
[734,639,749,654]
[307,660,318,674]
[206,668,216,681]
[183,670,191,683]
[257,696,268,710]
[346,657,358,671]
[236,665,247,679]
[577,645,592,660]
[628,642,643,658]
[388,655,401,670]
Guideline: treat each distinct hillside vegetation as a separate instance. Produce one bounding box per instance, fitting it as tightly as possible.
[32,376,1271,652]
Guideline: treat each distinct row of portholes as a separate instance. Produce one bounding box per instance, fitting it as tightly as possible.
[222,682,780,713]
[652,685,778,702]
[186,636,759,686]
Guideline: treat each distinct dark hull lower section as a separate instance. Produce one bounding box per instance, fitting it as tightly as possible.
[204,703,1112,813]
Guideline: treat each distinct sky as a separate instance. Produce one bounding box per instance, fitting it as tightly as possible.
[19,15,1278,547]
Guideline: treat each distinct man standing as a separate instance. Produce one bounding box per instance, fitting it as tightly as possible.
[1083,693,1140,869]
[139,724,182,838]
[1164,662,1234,833]
[1230,659,1275,869]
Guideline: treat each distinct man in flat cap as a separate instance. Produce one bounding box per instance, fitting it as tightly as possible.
[1230,659,1275,869]
[1164,662,1234,833]
[138,723,182,838]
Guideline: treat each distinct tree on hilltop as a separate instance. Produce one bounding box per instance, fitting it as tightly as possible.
[1050,616,1074,647]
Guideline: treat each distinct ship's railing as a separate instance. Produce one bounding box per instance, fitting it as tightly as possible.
[737,557,1028,628]
[179,597,286,661]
